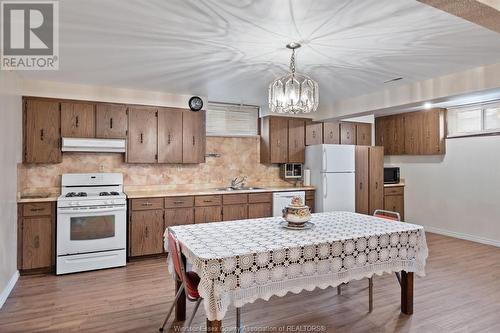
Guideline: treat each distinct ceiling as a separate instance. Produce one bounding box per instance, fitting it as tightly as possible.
[18,0,500,110]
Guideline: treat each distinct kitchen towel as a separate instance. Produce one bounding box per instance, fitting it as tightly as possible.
[304,169,311,186]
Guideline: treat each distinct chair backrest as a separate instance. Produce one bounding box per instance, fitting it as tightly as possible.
[168,231,186,281]
[373,209,401,221]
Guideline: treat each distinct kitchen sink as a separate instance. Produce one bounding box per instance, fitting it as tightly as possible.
[215,186,265,191]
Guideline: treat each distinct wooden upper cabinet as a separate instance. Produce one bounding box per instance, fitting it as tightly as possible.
[404,112,424,155]
[422,109,446,155]
[24,99,61,164]
[375,115,405,155]
[355,146,369,215]
[323,121,340,144]
[158,107,183,163]
[95,103,127,139]
[305,121,323,146]
[61,102,95,138]
[356,123,372,146]
[127,106,158,163]
[260,116,289,164]
[340,122,356,145]
[368,146,384,215]
[182,110,206,163]
[288,118,306,163]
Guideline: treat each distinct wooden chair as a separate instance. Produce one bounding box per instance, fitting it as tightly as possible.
[160,231,242,332]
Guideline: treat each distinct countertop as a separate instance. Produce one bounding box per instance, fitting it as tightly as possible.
[384,180,405,188]
[125,186,316,199]
[17,191,59,203]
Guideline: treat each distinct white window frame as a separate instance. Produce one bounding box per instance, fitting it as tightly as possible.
[447,100,500,138]
[206,102,259,137]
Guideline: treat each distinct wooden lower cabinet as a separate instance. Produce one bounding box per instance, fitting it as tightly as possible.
[18,202,55,273]
[223,205,248,221]
[248,203,272,219]
[165,207,194,227]
[195,206,222,223]
[305,190,315,213]
[129,209,164,256]
[384,186,405,220]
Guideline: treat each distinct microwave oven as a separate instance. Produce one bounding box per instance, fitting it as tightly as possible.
[384,167,400,184]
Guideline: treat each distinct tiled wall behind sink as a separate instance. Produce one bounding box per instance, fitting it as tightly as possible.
[18,136,289,193]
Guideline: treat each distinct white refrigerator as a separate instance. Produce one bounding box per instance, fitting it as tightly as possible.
[304,144,356,213]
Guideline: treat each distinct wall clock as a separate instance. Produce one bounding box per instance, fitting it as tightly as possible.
[188,96,203,111]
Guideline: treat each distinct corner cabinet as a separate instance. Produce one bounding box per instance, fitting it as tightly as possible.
[23,99,62,164]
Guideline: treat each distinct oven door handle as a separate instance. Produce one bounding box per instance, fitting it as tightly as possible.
[58,207,126,214]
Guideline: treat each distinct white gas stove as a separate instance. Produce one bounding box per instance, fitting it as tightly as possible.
[57,173,127,275]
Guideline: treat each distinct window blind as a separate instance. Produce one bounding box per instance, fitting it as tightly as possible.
[447,101,500,137]
[206,102,259,136]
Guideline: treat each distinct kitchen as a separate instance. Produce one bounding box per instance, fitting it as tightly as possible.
[2,1,500,332]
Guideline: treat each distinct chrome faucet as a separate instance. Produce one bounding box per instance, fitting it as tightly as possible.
[230,176,247,189]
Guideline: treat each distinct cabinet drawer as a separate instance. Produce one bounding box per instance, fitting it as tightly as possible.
[223,194,248,205]
[131,198,164,210]
[384,186,404,196]
[195,195,222,207]
[248,192,272,203]
[305,190,315,201]
[165,196,194,208]
[22,203,52,217]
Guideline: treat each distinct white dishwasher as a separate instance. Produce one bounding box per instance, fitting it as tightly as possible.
[273,191,306,217]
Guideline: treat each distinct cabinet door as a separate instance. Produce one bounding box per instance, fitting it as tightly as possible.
[288,118,306,163]
[422,109,445,155]
[223,204,248,221]
[369,146,384,215]
[384,195,405,221]
[356,123,372,146]
[95,103,127,138]
[61,102,95,138]
[340,122,356,145]
[22,217,52,269]
[130,210,164,256]
[323,121,340,144]
[127,107,158,163]
[248,203,272,219]
[376,115,405,155]
[158,107,183,163]
[24,99,61,163]
[355,146,369,215]
[270,117,289,163]
[195,206,222,223]
[305,122,323,146]
[404,112,424,155]
[165,207,194,227]
[183,110,206,163]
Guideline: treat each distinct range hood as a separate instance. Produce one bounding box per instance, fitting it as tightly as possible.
[61,137,126,153]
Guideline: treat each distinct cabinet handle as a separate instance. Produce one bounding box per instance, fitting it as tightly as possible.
[329,131,333,138]
[110,118,113,129]
[312,130,316,138]
[168,133,171,144]
[30,208,44,212]
[140,133,143,143]
[173,201,184,204]
[40,129,44,141]
[359,182,363,190]
[141,202,152,206]
[203,200,213,203]
[34,236,40,248]
[145,226,149,238]
[375,181,379,190]
[192,135,195,146]
[76,116,79,128]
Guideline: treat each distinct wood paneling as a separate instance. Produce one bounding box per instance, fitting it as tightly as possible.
[61,102,95,138]
[158,107,183,163]
[305,122,323,146]
[195,206,222,223]
[323,121,340,144]
[223,204,248,221]
[355,146,369,215]
[182,110,206,164]
[24,99,61,164]
[195,195,222,207]
[368,146,384,215]
[165,208,194,227]
[21,217,52,270]
[248,203,272,219]
[95,103,127,139]
[129,210,164,256]
[22,202,52,217]
[288,118,306,163]
[164,196,194,209]
[356,123,372,146]
[130,198,164,211]
[340,122,357,145]
[127,106,158,163]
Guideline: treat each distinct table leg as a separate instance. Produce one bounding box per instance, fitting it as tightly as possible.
[400,271,414,315]
[207,319,222,333]
[175,255,187,321]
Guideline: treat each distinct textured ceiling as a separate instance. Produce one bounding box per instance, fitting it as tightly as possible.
[18,0,500,109]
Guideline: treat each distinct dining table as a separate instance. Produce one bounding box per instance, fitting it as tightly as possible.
[165,211,429,332]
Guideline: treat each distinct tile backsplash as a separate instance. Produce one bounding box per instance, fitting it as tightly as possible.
[18,136,289,193]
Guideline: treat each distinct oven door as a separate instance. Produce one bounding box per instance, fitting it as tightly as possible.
[57,206,126,256]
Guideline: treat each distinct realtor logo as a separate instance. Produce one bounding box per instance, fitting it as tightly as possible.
[1,1,59,70]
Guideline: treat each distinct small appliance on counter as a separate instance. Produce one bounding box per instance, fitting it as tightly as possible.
[280,163,303,180]
[384,167,400,184]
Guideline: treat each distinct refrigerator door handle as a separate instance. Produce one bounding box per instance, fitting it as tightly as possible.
[323,174,328,199]
[322,148,327,172]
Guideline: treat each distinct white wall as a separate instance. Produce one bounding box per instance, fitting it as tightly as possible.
[385,135,500,246]
[0,71,22,307]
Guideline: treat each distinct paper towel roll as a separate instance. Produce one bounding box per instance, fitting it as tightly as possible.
[304,169,311,186]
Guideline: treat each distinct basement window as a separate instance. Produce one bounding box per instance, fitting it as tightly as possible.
[447,101,500,138]
[206,102,259,136]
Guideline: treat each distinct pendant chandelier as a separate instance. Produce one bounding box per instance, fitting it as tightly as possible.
[269,42,319,114]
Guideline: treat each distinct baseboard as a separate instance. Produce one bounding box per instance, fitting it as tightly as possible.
[0,270,19,309]
[425,226,500,248]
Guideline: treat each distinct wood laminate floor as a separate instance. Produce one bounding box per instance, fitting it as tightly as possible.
[1,233,500,333]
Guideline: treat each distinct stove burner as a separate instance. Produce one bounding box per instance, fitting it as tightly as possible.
[66,192,87,197]
[99,192,110,196]
[110,191,120,196]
